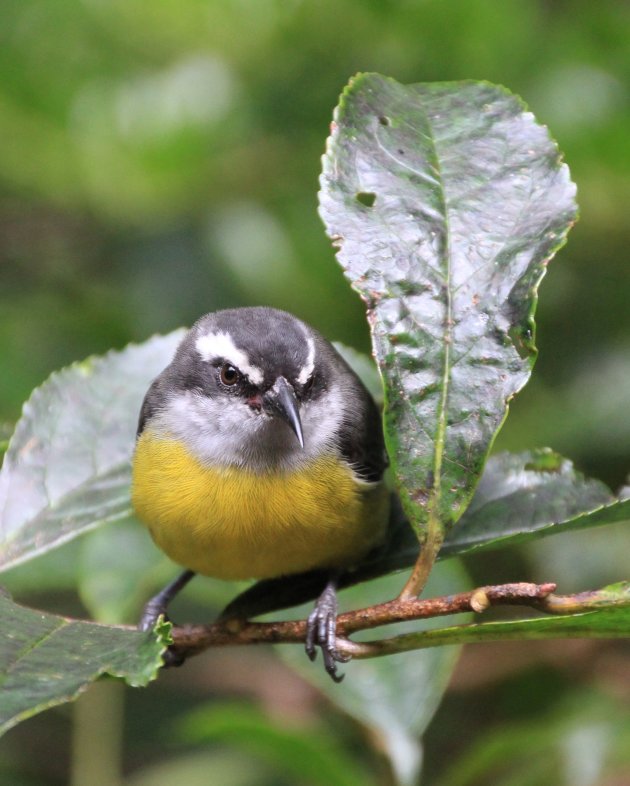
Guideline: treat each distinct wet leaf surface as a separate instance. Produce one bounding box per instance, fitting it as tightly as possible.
[0,593,167,736]
[319,74,578,541]
[0,332,184,572]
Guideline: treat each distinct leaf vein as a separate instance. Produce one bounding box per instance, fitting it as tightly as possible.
[1,618,68,681]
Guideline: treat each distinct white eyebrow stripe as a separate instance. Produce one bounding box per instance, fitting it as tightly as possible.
[195,331,264,385]
[297,334,316,385]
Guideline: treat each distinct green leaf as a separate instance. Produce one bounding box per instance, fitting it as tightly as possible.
[441,448,629,557]
[126,750,278,786]
[435,691,630,786]
[179,702,378,786]
[77,517,167,625]
[0,331,184,573]
[0,538,83,595]
[319,73,578,544]
[332,342,383,404]
[0,593,167,735]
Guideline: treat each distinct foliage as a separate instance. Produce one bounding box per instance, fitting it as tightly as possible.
[0,593,167,735]
[0,333,184,572]
[320,74,576,549]
[1,3,630,783]
[1,74,629,786]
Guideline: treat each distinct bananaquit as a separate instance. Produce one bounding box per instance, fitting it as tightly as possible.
[132,307,389,680]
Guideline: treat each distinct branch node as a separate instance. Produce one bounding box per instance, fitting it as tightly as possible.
[470,589,490,612]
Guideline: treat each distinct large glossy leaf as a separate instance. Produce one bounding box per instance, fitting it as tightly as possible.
[0,593,167,736]
[319,73,578,542]
[0,331,184,572]
[440,448,629,556]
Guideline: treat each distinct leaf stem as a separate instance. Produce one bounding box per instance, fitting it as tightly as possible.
[337,614,628,659]
[398,512,443,600]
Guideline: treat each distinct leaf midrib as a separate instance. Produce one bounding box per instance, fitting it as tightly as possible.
[420,100,452,520]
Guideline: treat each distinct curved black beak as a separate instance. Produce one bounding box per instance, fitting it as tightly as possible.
[262,376,304,448]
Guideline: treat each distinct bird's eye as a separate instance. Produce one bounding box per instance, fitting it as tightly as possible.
[219,363,240,386]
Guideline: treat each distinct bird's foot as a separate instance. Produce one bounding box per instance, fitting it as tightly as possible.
[137,605,185,669]
[305,578,350,683]
[138,569,196,668]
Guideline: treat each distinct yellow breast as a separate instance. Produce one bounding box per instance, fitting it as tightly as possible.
[131,430,389,580]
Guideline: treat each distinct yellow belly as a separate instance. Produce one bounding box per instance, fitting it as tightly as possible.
[131,431,389,580]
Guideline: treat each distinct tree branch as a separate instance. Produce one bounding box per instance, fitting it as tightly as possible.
[169,581,561,660]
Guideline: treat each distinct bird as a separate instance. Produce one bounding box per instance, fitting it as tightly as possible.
[131,306,389,680]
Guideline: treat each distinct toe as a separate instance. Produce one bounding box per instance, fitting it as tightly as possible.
[304,577,351,682]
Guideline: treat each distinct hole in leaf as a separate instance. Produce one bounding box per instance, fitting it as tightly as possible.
[378,115,391,126]
[356,192,376,208]
[508,323,535,359]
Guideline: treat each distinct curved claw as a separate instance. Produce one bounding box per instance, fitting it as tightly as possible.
[304,577,350,683]
[162,646,187,668]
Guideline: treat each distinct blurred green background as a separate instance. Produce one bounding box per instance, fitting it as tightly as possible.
[1,1,629,784]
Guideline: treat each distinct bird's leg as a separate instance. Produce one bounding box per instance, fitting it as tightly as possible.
[139,569,196,631]
[139,569,196,668]
[305,573,350,683]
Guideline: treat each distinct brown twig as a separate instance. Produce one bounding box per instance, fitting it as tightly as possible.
[169,581,558,660]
